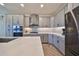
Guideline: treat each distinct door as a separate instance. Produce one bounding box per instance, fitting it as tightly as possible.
[65,11,79,55]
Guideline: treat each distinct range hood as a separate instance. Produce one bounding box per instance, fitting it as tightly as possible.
[29,14,39,27]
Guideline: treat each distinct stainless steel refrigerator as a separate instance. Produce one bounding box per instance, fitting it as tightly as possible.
[65,6,79,56]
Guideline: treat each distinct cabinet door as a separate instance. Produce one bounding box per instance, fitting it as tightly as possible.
[39,17,50,27]
[24,16,29,27]
[54,36,60,49]
[6,15,13,36]
[52,35,55,44]
[12,15,19,25]
[59,37,65,55]
[48,34,52,44]
[12,15,23,26]
[40,34,43,43]
[43,34,48,43]
[0,15,5,36]
[18,15,23,26]
[54,9,65,27]
[54,35,58,48]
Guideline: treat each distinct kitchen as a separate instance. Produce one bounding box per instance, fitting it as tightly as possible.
[0,3,79,56]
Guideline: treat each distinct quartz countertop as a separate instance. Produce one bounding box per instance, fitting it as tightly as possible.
[23,32,65,39]
[0,36,44,56]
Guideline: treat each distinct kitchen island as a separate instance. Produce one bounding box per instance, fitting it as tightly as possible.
[0,36,44,56]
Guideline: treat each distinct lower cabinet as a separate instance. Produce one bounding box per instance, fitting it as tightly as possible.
[48,34,53,44]
[48,34,65,55]
[40,34,48,43]
[48,34,55,45]
[58,37,65,55]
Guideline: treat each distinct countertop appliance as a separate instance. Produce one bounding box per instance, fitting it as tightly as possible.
[13,25,23,36]
[65,6,79,56]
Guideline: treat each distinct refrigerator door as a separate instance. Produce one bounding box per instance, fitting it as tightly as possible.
[65,11,79,55]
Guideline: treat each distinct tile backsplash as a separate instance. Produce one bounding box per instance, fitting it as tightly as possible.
[24,27,65,34]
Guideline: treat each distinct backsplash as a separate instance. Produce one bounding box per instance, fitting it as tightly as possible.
[24,27,65,34]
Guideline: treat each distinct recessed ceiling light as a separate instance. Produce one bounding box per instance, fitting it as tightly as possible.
[40,4,44,8]
[0,3,4,6]
[20,4,24,7]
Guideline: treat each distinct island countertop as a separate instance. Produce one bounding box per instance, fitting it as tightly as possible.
[0,36,44,56]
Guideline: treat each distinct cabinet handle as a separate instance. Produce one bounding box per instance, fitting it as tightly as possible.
[57,40,59,43]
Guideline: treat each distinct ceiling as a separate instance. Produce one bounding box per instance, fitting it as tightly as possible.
[0,3,66,15]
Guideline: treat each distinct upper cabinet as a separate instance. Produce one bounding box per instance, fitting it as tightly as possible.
[24,16,29,27]
[24,15,51,28]
[0,15,6,37]
[54,9,65,27]
[12,15,24,26]
[39,16,50,27]
[50,17,54,28]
